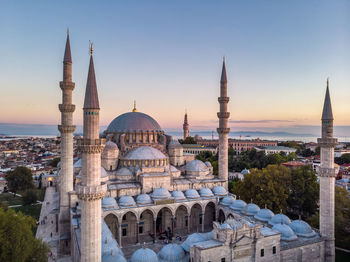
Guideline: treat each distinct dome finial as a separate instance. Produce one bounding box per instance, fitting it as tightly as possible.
[132,100,137,112]
[89,40,93,55]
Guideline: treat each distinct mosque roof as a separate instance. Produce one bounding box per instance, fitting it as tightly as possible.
[102,253,126,262]
[212,186,227,196]
[136,194,152,205]
[185,160,208,172]
[181,233,207,252]
[230,199,247,211]
[151,187,171,199]
[290,220,316,238]
[118,195,136,207]
[269,213,291,226]
[241,168,250,175]
[168,139,183,148]
[322,80,333,120]
[130,247,158,262]
[74,159,82,168]
[107,111,162,133]
[199,188,214,198]
[102,197,118,209]
[84,53,99,109]
[220,196,234,206]
[157,244,187,262]
[116,167,133,176]
[184,189,200,199]
[103,141,119,153]
[171,190,186,201]
[272,223,298,241]
[125,146,167,160]
[254,208,274,222]
[101,167,108,178]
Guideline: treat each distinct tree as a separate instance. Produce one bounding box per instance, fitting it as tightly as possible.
[287,166,319,216]
[50,157,60,167]
[179,136,196,144]
[22,189,38,206]
[5,167,34,196]
[335,153,350,165]
[0,208,49,261]
[233,165,291,213]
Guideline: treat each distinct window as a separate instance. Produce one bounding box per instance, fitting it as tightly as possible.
[261,249,264,257]
[221,259,225,262]
[139,226,143,234]
[273,246,276,254]
[122,228,127,236]
[123,215,126,221]
[199,217,202,225]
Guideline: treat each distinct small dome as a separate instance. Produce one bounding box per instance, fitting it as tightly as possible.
[199,188,214,198]
[74,159,82,168]
[184,189,200,199]
[136,194,152,205]
[205,161,212,167]
[118,195,136,207]
[220,196,234,206]
[269,214,291,226]
[116,167,133,176]
[158,244,187,262]
[130,247,158,262]
[104,141,119,151]
[254,208,274,222]
[225,218,244,230]
[272,223,298,241]
[171,190,186,201]
[185,160,209,172]
[241,203,260,216]
[219,223,232,230]
[212,186,227,196]
[168,139,183,149]
[102,141,119,157]
[230,199,247,212]
[290,220,316,238]
[151,187,171,199]
[102,197,118,209]
[181,233,206,252]
[102,253,126,262]
[125,146,167,160]
[241,168,250,175]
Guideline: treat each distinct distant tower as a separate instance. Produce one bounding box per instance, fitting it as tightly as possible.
[183,111,189,139]
[212,131,215,140]
[76,44,106,262]
[217,58,230,189]
[318,79,336,262]
[58,31,75,254]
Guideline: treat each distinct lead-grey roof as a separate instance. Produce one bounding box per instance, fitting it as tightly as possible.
[83,55,100,109]
[63,33,72,63]
[107,111,162,132]
[322,84,334,120]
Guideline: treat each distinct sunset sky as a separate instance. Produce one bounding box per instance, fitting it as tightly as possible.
[0,0,349,133]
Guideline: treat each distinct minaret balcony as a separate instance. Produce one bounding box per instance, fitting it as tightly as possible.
[217,112,230,119]
[76,183,107,201]
[318,167,337,177]
[217,128,230,134]
[59,104,75,113]
[218,97,230,103]
[59,81,75,91]
[77,138,106,153]
[317,138,337,147]
[58,125,76,133]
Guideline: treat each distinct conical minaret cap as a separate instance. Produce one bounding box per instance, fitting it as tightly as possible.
[321,79,333,120]
[63,31,72,63]
[220,57,227,83]
[83,49,100,109]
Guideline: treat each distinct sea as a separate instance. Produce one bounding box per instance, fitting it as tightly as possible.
[1,123,350,143]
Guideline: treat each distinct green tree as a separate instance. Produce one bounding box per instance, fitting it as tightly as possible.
[5,167,34,196]
[0,208,49,261]
[179,136,196,144]
[50,157,60,167]
[22,189,38,206]
[233,165,291,213]
[228,177,240,194]
[287,166,319,216]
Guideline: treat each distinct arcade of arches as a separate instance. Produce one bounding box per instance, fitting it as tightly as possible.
[104,201,220,247]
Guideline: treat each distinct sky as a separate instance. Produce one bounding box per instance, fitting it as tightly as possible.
[0,0,349,134]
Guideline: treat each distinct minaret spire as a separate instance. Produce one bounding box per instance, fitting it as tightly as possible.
[217,57,230,189]
[318,79,337,262]
[83,43,99,110]
[63,29,72,63]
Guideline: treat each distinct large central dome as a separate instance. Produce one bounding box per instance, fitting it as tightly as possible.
[107,112,162,132]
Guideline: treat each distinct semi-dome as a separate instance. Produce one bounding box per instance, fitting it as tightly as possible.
[136,194,152,205]
[241,203,260,216]
[290,220,316,238]
[212,186,227,196]
[125,146,167,160]
[269,214,291,226]
[118,195,136,207]
[184,189,200,199]
[254,208,274,222]
[130,247,158,262]
[199,188,214,198]
[168,139,183,149]
[151,187,171,199]
[107,112,162,133]
[171,190,186,201]
[181,233,206,252]
[102,253,126,262]
[220,196,234,206]
[158,244,187,262]
[230,199,247,212]
[185,160,208,172]
[272,223,298,241]
[102,197,118,209]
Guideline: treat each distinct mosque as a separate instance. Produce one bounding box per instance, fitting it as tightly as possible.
[53,32,337,262]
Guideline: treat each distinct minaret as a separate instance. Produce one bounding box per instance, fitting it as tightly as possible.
[76,43,106,262]
[217,58,230,189]
[58,31,75,254]
[183,111,189,139]
[318,79,336,262]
